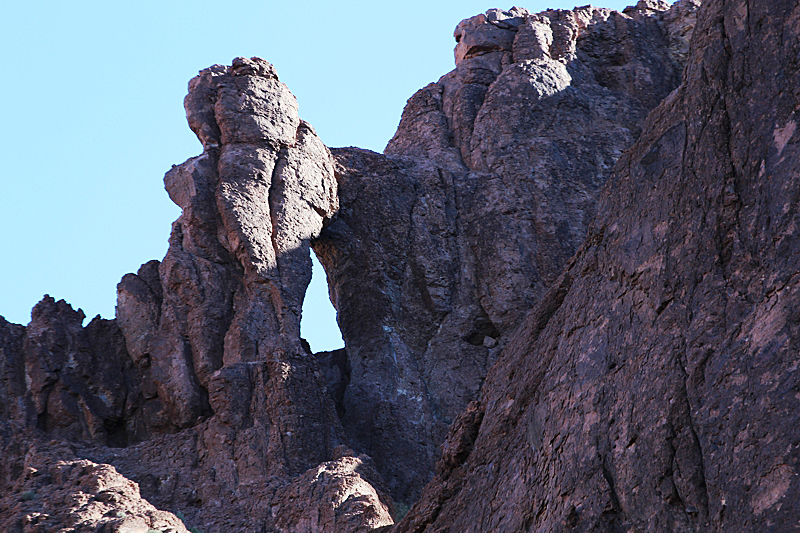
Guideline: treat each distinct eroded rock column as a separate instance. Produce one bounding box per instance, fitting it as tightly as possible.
[116,57,343,473]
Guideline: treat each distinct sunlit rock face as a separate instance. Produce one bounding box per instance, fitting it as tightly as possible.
[0,58,393,533]
[102,57,383,532]
[123,57,340,431]
[315,0,699,504]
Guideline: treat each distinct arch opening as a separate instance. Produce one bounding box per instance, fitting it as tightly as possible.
[300,251,344,353]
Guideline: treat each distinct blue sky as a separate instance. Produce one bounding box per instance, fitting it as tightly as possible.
[0,0,631,351]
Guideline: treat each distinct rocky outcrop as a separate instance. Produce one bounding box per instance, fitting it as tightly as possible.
[395,0,800,531]
[272,453,395,533]
[0,57,392,533]
[0,439,188,533]
[95,56,387,532]
[0,297,159,447]
[315,0,700,503]
[118,56,340,435]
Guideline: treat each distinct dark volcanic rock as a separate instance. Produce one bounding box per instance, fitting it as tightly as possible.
[396,0,800,531]
[315,347,350,418]
[6,1,798,531]
[91,56,387,532]
[0,316,26,425]
[0,297,160,447]
[116,55,344,472]
[272,453,394,533]
[117,57,340,435]
[0,439,188,533]
[315,0,699,503]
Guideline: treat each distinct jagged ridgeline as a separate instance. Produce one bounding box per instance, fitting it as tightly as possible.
[2,1,799,532]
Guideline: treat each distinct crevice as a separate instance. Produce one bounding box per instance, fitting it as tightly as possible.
[268,145,290,281]
[677,359,711,517]
[601,457,622,515]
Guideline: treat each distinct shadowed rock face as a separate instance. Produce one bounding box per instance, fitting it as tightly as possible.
[0,297,160,447]
[315,0,700,503]
[395,0,800,531]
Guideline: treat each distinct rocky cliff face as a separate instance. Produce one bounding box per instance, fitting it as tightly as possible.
[2,0,798,532]
[395,0,800,531]
[315,0,699,503]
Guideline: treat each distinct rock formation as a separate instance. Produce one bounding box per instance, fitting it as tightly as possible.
[394,0,800,530]
[0,57,392,532]
[0,439,189,533]
[1,0,799,532]
[315,0,700,503]
[0,297,157,446]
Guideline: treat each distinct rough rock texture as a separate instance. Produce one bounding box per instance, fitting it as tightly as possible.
[315,0,700,503]
[119,56,340,435]
[4,0,798,532]
[395,0,800,531]
[79,432,392,533]
[0,297,159,447]
[272,453,395,533]
[0,439,188,533]
[0,57,393,533]
[97,56,388,532]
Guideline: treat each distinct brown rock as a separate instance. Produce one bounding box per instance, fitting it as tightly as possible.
[116,260,162,367]
[315,347,350,418]
[128,56,341,433]
[1,57,390,533]
[316,0,699,503]
[7,1,797,532]
[0,296,162,446]
[0,316,26,424]
[397,0,800,531]
[0,439,188,533]
[272,455,394,533]
[90,56,381,531]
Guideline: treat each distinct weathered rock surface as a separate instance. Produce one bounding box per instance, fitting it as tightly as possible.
[121,56,340,436]
[315,0,700,503]
[0,438,188,533]
[272,453,395,533]
[3,0,798,532]
[0,57,392,533]
[395,0,800,531]
[0,296,160,447]
[95,56,387,532]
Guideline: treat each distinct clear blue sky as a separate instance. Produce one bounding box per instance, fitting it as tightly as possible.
[0,0,632,351]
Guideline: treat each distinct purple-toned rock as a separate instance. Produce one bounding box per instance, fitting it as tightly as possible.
[316,0,700,504]
[0,57,391,533]
[6,1,797,532]
[0,297,162,446]
[272,454,395,533]
[117,56,340,436]
[396,0,800,531]
[0,440,189,533]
